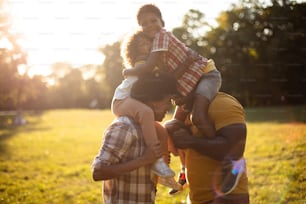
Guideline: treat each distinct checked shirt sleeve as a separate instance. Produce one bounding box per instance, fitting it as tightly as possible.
[92,122,136,169]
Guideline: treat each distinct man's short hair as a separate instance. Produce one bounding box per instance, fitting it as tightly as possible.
[131,73,178,102]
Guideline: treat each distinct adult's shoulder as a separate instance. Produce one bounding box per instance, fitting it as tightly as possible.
[113,116,138,127]
[208,92,245,131]
[211,92,243,109]
[107,116,140,136]
[103,116,142,149]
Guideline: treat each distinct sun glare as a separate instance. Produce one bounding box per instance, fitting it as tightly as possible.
[8,0,128,77]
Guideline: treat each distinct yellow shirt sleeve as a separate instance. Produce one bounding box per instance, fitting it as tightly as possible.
[186,92,245,135]
[208,92,245,131]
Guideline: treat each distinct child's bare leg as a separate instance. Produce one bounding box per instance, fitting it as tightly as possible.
[137,107,174,178]
[113,97,174,177]
[191,94,215,138]
[168,149,187,195]
[177,149,186,177]
[155,122,170,164]
[113,98,161,155]
[163,119,188,194]
[155,122,182,190]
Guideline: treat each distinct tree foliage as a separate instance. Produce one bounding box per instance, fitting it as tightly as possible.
[41,63,110,109]
[1,0,305,110]
[0,1,27,108]
[98,42,123,95]
[173,0,306,106]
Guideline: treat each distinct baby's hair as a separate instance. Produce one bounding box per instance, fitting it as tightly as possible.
[121,30,150,68]
[137,4,164,26]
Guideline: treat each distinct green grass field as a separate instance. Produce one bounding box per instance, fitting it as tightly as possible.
[0,107,305,204]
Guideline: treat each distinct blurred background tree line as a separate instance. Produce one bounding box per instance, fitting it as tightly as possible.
[0,0,305,111]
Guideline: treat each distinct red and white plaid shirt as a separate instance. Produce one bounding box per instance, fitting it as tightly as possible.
[151,28,208,96]
[92,116,156,204]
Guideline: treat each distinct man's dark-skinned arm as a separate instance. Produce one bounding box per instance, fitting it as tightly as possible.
[170,123,247,161]
[92,146,157,181]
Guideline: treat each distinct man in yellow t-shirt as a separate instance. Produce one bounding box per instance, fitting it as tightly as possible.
[166,92,249,204]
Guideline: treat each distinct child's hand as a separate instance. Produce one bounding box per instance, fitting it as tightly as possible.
[122,69,128,77]
[122,68,133,77]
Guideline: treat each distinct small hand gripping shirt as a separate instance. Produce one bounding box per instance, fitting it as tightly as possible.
[151,28,208,96]
[92,116,156,204]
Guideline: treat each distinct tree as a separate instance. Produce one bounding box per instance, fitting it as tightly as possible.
[96,41,123,108]
[210,0,306,106]
[47,67,84,108]
[0,0,27,110]
[172,9,212,55]
[179,1,306,106]
[22,75,48,110]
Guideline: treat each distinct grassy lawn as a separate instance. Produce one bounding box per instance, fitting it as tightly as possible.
[0,107,305,204]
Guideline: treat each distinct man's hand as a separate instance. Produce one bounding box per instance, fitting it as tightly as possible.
[141,146,159,164]
[93,146,158,181]
[164,119,187,136]
[149,142,163,159]
[171,128,195,149]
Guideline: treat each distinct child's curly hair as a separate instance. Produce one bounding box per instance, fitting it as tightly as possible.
[121,31,150,68]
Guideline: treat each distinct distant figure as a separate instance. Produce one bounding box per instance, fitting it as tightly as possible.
[14,110,26,126]
[280,95,286,105]
[89,99,98,109]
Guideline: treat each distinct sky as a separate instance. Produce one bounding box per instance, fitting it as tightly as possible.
[6,0,258,76]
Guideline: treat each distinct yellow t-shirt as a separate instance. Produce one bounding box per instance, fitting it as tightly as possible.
[185,92,249,204]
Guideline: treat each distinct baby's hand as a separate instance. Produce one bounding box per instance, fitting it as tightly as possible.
[122,68,132,77]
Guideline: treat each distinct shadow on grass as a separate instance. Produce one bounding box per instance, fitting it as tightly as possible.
[0,111,50,155]
[245,105,306,123]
